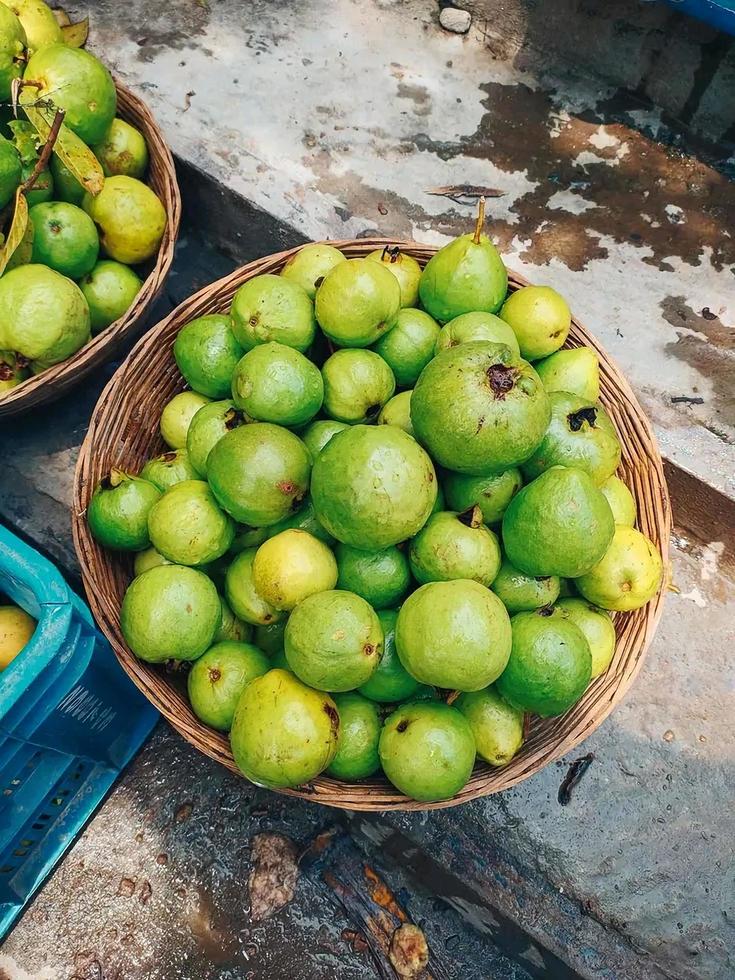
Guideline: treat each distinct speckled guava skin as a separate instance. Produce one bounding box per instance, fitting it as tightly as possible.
[87,470,161,551]
[311,425,437,550]
[358,608,422,703]
[418,232,507,323]
[120,564,220,663]
[315,258,401,347]
[148,480,235,566]
[379,701,476,802]
[365,247,421,308]
[435,311,520,357]
[0,6,26,102]
[321,348,395,424]
[455,686,525,767]
[6,0,61,54]
[502,466,615,578]
[231,341,323,426]
[534,347,599,402]
[91,118,148,179]
[140,449,198,491]
[575,525,662,612]
[187,641,269,731]
[326,692,382,779]
[371,308,440,386]
[496,608,592,717]
[521,392,621,485]
[395,580,511,691]
[491,559,560,613]
[82,175,165,264]
[230,669,339,788]
[284,589,383,692]
[207,422,311,526]
[230,274,316,352]
[280,243,346,299]
[173,314,244,399]
[252,529,338,610]
[186,399,246,477]
[499,285,571,361]
[442,468,522,526]
[409,509,501,587]
[411,342,550,475]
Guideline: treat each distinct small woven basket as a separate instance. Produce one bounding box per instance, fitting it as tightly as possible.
[0,81,181,419]
[72,240,671,812]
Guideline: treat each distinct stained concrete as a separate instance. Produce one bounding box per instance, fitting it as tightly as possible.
[70,0,735,500]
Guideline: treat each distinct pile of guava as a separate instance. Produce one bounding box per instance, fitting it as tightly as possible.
[0,0,167,392]
[88,209,663,804]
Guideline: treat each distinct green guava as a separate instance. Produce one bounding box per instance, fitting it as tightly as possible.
[0,5,26,102]
[252,529,337,610]
[80,260,143,333]
[371,308,440,387]
[185,399,245,476]
[0,134,21,209]
[120,564,220,663]
[379,701,476,802]
[230,524,268,554]
[214,595,252,643]
[160,390,211,449]
[311,425,437,550]
[24,44,116,145]
[254,619,286,656]
[435,311,520,358]
[83,175,167,264]
[284,589,383,692]
[499,285,571,361]
[321,348,395,424]
[0,264,90,369]
[29,201,99,279]
[455,686,525,766]
[599,474,636,527]
[91,118,149,179]
[50,153,85,205]
[409,507,501,587]
[280,242,346,299]
[173,314,244,399]
[207,422,311,526]
[265,498,334,544]
[366,246,421,308]
[502,466,615,578]
[491,558,560,614]
[522,392,621,485]
[300,419,350,459]
[534,346,599,402]
[1,0,60,52]
[443,467,522,526]
[231,341,323,426]
[230,274,315,353]
[326,692,382,779]
[148,480,235,565]
[21,162,52,208]
[87,469,161,551]
[396,580,511,691]
[556,597,615,678]
[315,258,400,347]
[224,548,284,626]
[377,390,414,436]
[496,607,592,716]
[411,341,550,475]
[0,350,29,392]
[187,641,269,731]
[139,448,198,491]
[418,227,507,323]
[133,546,171,576]
[575,524,662,611]
[230,669,339,788]
[358,609,422,703]
[335,543,411,609]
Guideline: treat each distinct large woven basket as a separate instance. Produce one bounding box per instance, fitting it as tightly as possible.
[0,81,181,419]
[72,240,671,812]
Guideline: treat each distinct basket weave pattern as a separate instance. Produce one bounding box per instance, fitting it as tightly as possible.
[72,241,671,812]
[0,82,181,419]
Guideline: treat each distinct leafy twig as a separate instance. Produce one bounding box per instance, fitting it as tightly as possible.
[20,107,65,195]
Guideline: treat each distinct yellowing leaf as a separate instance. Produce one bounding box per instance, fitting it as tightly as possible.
[53,7,72,26]
[61,18,89,48]
[19,92,104,196]
[0,190,29,277]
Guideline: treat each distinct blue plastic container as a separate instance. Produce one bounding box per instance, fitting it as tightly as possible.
[0,524,158,939]
[664,0,735,35]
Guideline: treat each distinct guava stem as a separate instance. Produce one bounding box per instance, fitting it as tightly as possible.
[472,196,486,244]
[21,107,65,196]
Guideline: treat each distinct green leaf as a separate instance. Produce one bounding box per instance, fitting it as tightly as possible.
[19,91,104,196]
[8,119,41,167]
[60,18,89,48]
[0,190,29,277]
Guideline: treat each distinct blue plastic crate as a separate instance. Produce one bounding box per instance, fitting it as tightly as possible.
[0,524,158,939]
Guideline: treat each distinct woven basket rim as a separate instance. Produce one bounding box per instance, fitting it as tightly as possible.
[72,239,672,812]
[0,78,182,419]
